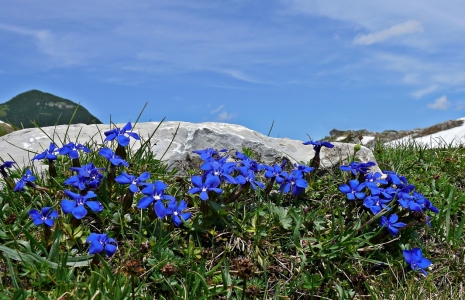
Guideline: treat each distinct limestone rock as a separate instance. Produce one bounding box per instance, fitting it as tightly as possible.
[0,122,382,174]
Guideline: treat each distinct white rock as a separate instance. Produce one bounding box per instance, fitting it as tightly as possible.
[0,122,382,174]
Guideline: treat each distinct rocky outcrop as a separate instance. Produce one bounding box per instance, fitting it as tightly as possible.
[324,119,464,148]
[0,121,381,174]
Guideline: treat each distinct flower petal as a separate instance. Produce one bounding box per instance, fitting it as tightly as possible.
[61,200,77,214]
[72,205,88,219]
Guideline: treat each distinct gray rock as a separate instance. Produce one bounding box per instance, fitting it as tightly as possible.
[0,121,381,174]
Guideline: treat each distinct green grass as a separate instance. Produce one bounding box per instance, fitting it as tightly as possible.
[0,123,464,300]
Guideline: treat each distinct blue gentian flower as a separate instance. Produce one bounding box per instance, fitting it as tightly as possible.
[340,161,376,176]
[115,171,150,193]
[58,142,90,159]
[0,161,15,178]
[375,187,396,199]
[293,163,314,174]
[14,169,36,192]
[28,207,59,227]
[138,181,175,218]
[303,140,334,152]
[413,192,439,213]
[86,233,118,257]
[264,163,287,184]
[32,142,58,161]
[358,172,388,194]
[380,214,406,236]
[104,122,140,147]
[338,180,366,200]
[98,147,129,167]
[60,190,103,219]
[65,163,105,190]
[235,151,264,173]
[235,167,265,190]
[188,175,223,200]
[201,161,236,184]
[403,248,432,276]
[397,192,422,212]
[167,199,192,227]
[363,195,390,214]
[383,170,408,186]
[279,170,307,196]
[193,148,227,162]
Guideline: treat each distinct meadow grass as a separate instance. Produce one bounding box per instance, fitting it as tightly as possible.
[0,123,464,300]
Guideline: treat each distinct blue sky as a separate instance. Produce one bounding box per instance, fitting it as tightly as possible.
[1,1,465,140]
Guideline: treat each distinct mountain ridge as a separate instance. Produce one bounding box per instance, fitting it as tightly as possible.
[0,90,102,129]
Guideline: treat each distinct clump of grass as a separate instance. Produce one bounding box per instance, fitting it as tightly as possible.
[0,118,464,300]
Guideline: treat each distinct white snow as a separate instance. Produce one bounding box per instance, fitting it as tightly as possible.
[389,118,465,148]
[361,136,375,145]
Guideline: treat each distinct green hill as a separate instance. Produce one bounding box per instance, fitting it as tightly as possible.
[0,90,102,129]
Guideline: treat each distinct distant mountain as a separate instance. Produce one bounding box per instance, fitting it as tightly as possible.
[323,118,465,148]
[0,90,102,129]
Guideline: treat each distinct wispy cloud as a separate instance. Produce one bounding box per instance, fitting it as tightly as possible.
[411,84,438,98]
[211,105,224,114]
[427,95,451,110]
[353,20,423,45]
[217,111,237,121]
[0,23,86,66]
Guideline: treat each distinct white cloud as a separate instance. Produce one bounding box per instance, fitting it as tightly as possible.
[427,95,451,110]
[217,111,237,121]
[411,84,438,98]
[0,23,86,66]
[353,20,423,45]
[211,105,224,114]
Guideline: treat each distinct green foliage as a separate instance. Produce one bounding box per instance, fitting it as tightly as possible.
[0,122,465,299]
[0,90,102,129]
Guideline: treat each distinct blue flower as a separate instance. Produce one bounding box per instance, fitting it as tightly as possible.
[235,167,265,190]
[0,161,15,178]
[60,190,103,219]
[358,172,388,194]
[338,180,366,200]
[115,171,150,193]
[104,122,140,147]
[340,161,376,176]
[65,163,105,190]
[167,199,192,227]
[28,207,59,227]
[397,192,423,212]
[264,163,287,184]
[293,163,314,174]
[363,195,390,214]
[279,170,307,196]
[86,233,118,257]
[98,147,129,167]
[32,142,58,161]
[201,161,236,184]
[138,181,175,218]
[403,248,432,275]
[193,148,227,162]
[235,151,264,172]
[413,192,439,213]
[303,140,334,152]
[14,169,36,192]
[188,175,223,200]
[383,170,408,186]
[58,142,90,159]
[380,214,406,236]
